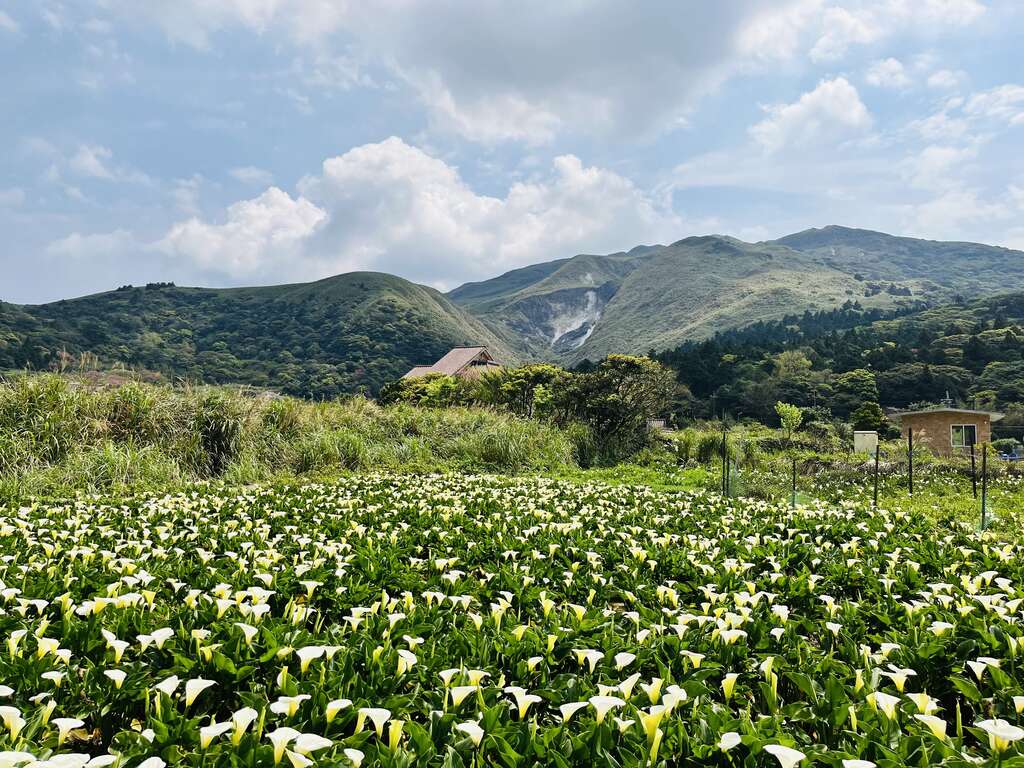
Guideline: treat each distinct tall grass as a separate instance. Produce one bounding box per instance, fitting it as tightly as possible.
[0,375,578,500]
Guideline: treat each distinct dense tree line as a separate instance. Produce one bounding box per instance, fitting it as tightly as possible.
[645,294,1024,433]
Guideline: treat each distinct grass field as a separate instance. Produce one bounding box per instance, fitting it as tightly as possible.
[2,474,1024,767]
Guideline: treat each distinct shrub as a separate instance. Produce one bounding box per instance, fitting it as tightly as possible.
[295,429,368,473]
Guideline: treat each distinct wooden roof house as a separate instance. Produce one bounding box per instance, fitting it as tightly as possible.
[402,346,503,380]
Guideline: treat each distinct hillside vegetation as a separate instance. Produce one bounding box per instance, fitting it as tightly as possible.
[655,291,1024,428]
[0,272,517,397]
[450,226,1024,363]
[5,226,1024,398]
[0,375,574,499]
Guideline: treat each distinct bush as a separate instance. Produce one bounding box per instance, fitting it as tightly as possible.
[295,430,368,473]
[992,438,1022,455]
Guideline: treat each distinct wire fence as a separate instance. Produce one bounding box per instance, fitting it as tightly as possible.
[708,430,1007,531]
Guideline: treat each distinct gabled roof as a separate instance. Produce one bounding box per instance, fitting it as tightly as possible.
[429,346,492,375]
[401,366,435,379]
[402,346,499,379]
[895,407,1004,422]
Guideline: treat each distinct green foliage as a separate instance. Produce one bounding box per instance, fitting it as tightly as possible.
[657,291,1024,422]
[0,272,516,397]
[474,364,568,418]
[850,401,888,432]
[992,437,1022,455]
[774,401,803,441]
[832,368,878,417]
[0,376,578,500]
[559,355,677,464]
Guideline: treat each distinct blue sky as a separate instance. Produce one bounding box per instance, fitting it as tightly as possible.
[2,0,1023,303]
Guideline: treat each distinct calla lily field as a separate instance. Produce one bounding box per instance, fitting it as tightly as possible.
[2,474,1024,767]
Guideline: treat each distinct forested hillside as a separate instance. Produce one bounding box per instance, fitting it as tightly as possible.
[0,273,517,397]
[653,293,1024,424]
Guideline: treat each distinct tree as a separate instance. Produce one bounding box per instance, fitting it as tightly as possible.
[474,364,567,418]
[561,355,676,463]
[850,401,887,432]
[831,368,878,418]
[775,401,803,443]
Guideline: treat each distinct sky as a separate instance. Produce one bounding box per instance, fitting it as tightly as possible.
[2,0,1024,304]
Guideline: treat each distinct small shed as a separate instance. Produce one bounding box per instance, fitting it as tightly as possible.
[894,407,1004,457]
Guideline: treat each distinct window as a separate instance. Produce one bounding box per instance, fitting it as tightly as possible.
[951,424,977,448]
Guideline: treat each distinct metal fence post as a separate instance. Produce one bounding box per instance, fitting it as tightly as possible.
[873,443,880,508]
[721,424,728,497]
[970,443,978,499]
[791,456,797,509]
[908,429,914,496]
[981,443,988,530]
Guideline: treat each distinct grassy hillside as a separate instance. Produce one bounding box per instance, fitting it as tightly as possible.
[450,226,1024,363]
[776,225,1024,293]
[0,272,517,397]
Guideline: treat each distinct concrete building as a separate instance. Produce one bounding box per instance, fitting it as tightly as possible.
[895,407,1003,457]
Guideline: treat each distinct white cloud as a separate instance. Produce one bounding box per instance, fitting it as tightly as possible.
[69,144,115,179]
[865,58,911,89]
[46,229,140,259]
[172,175,203,215]
[106,1,823,144]
[230,166,274,186]
[927,69,967,90]
[810,0,985,62]
[811,6,882,61]
[902,187,1009,236]
[64,144,151,185]
[906,109,969,141]
[0,10,19,33]
[106,0,348,49]
[750,77,871,153]
[151,137,682,286]
[1011,184,1024,210]
[157,187,327,276]
[901,144,977,188]
[965,84,1024,125]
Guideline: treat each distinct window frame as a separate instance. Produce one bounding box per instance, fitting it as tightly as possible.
[950,423,978,449]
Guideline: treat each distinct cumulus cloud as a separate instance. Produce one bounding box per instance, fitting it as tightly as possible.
[750,77,871,153]
[148,137,682,286]
[157,187,327,276]
[810,0,985,62]
[865,58,911,89]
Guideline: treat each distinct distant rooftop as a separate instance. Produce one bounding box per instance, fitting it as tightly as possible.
[895,407,1004,422]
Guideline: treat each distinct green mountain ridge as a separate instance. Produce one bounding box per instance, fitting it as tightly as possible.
[5,225,1024,397]
[0,271,517,397]
[449,226,1024,363]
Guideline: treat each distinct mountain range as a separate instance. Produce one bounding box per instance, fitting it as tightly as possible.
[3,225,1024,395]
